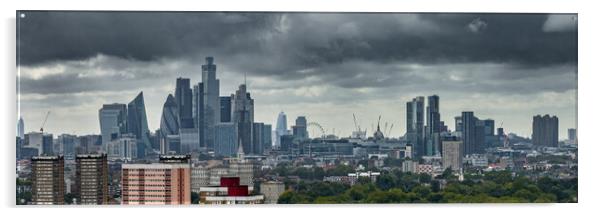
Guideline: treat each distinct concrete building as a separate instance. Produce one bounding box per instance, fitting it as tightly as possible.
[121,163,191,205]
[532,114,559,147]
[75,154,109,204]
[442,137,463,171]
[107,134,137,161]
[260,181,285,204]
[31,155,65,205]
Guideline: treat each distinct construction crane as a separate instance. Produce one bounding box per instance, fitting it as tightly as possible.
[40,111,50,133]
[386,123,394,137]
[352,114,361,132]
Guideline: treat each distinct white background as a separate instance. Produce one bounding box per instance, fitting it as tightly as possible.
[1,0,599,215]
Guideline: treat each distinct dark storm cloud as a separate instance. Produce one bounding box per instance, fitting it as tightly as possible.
[18,12,576,69]
[17,11,281,65]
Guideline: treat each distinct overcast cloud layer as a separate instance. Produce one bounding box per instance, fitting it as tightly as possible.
[17,12,577,139]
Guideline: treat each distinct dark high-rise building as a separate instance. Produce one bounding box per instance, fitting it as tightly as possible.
[99,103,127,149]
[193,83,205,150]
[532,115,559,147]
[263,124,272,152]
[483,119,496,148]
[568,128,577,143]
[75,154,109,204]
[439,121,448,133]
[220,96,232,122]
[202,57,220,151]
[175,78,193,129]
[475,119,485,153]
[31,155,65,205]
[454,116,462,132]
[253,122,265,155]
[461,111,477,156]
[42,134,54,155]
[406,97,425,158]
[127,92,152,155]
[425,95,440,156]
[292,116,308,140]
[232,84,254,154]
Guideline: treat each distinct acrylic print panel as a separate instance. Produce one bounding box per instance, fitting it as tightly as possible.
[15,11,577,205]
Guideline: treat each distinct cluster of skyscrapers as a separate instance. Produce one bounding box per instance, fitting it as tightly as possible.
[98,57,272,158]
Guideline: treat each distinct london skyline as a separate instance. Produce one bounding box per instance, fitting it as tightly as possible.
[17,12,577,139]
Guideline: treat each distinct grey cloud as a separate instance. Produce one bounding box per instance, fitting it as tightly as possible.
[542,14,577,32]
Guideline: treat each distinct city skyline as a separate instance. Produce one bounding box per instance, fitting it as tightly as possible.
[17,12,577,139]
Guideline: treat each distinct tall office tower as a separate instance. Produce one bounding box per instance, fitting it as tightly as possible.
[425,95,440,156]
[17,117,24,139]
[483,119,496,148]
[58,134,77,160]
[31,155,65,205]
[175,78,193,129]
[121,163,191,205]
[292,116,308,140]
[158,94,180,154]
[253,122,265,155]
[220,96,232,122]
[180,128,200,153]
[127,92,152,155]
[532,114,559,147]
[406,97,425,158]
[160,94,180,153]
[232,84,255,154]
[274,111,288,148]
[42,134,54,156]
[568,128,577,144]
[193,83,205,150]
[214,122,238,157]
[461,111,476,156]
[98,103,127,150]
[202,57,220,151]
[475,119,485,153]
[442,136,462,171]
[454,116,463,132]
[75,154,109,204]
[262,124,272,153]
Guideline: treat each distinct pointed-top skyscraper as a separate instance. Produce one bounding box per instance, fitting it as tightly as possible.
[127,92,151,154]
[17,117,24,139]
[202,57,220,151]
[232,84,254,154]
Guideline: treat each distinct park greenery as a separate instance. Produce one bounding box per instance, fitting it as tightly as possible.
[277,169,577,203]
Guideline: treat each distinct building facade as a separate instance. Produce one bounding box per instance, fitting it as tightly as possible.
[121,163,191,205]
[31,155,65,205]
[75,154,109,204]
[532,115,559,147]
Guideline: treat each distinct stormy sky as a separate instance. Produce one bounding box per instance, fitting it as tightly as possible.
[16,12,577,139]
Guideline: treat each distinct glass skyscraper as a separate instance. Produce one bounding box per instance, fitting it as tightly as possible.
[202,57,220,151]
